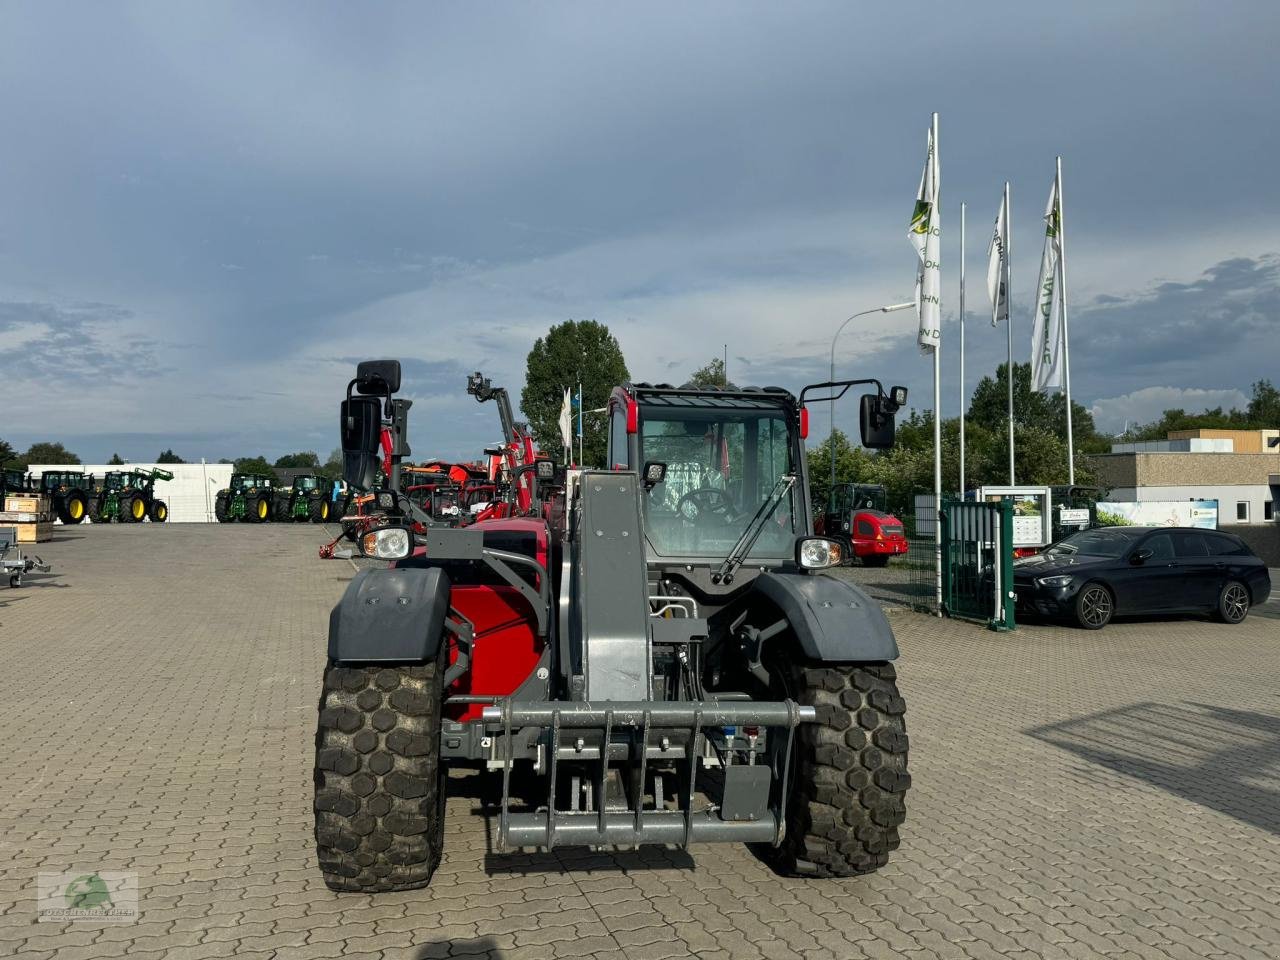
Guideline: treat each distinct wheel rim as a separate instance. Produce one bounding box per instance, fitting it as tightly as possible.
[132,499,144,519]
[1081,586,1111,626]
[158,505,166,520]
[258,501,268,519]
[1224,584,1249,621]
[69,499,83,519]
[321,502,329,520]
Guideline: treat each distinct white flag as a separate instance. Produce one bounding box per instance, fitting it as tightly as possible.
[986,191,1009,326]
[557,387,573,449]
[908,126,941,352]
[1030,174,1065,392]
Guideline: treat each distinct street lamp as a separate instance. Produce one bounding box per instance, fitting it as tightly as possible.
[828,301,915,493]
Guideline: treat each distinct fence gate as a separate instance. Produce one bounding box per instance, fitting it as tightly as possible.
[940,499,1014,630]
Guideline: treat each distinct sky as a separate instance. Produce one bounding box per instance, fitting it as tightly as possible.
[1,2,1278,463]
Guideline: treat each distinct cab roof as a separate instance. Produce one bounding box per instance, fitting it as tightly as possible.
[623,382,796,412]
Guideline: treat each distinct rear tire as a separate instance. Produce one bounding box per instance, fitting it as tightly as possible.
[1074,582,1113,630]
[314,649,447,892]
[767,660,909,878]
[1216,580,1250,624]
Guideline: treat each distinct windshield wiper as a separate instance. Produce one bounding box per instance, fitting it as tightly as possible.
[712,475,796,585]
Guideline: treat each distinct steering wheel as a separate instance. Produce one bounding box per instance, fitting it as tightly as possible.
[676,488,737,526]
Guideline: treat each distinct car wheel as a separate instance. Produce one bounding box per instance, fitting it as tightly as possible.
[1074,582,1113,630]
[1216,580,1250,624]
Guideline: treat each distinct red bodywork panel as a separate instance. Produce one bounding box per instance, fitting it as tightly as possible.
[424,517,549,723]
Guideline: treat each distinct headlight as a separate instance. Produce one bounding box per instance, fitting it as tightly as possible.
[360,526,413,560]
[1037,574,1073,588]
[797,537,843,569]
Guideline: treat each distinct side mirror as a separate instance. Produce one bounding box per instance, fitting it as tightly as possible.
[355,359,401,396]
[1130,547,1152,565]
[642,461,667,488]
[859,394,897,450]
[341,396,382,489]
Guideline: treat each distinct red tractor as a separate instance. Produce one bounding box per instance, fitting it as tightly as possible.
[314,362,911,892]
[816,483,909,567]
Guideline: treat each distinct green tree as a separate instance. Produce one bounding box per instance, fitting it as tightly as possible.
[157,449,185,464]
[0,438,16,467]
[274,451,321,469]
[1246,378,1280,426]
[521,319,629,467]
[320,447,343,479]
[108,453,125,465]
[686,357,736,389]
[967,361,1100,449]
[233,456,276,476]
[23,441,80,465]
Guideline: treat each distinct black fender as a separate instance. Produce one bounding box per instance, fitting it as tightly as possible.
[328,567,451,663]
[750,571,899,662]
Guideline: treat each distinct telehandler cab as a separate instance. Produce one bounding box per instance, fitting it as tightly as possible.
[314,361,911,892]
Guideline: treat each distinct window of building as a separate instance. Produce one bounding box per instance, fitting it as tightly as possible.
[1236,501,1249,523]
[1266,501,1274,522]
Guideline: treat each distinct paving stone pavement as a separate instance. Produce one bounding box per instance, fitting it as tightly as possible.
[1,523,1278,960]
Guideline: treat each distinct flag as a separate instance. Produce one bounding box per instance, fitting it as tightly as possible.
[908,125,941,352]
[1030,173,1065,392]
[557,388,572,450]
[986,191,1009,326]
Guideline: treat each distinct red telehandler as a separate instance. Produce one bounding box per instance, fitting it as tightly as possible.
[314,360,911,891]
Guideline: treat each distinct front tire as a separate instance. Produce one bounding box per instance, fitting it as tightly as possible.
[215,494,230,523]
[309,496,329,522]
[149,500,168,523]
[62,492,88,524]
[1074,582,1113,630]
[1216,580,1250,624]
[767,661,909,877]
[313,649,447,892]
[119,494,142,523]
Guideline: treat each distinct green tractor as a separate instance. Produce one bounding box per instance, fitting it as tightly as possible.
[272,473,331,523]
[93,468,173,523]
[39,470,96,524]
[1,468,35,504]
[215,473,276,523]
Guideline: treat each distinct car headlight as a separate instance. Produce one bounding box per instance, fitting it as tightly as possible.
[797,537,843,569]
[1037,574,1073,588]
[360,526,413,560]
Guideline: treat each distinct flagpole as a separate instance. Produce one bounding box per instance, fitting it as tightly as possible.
[1004,180,1015,485]
[958,201,966,497]
[577,382,583,467]
[931,111,943,618]
[1057,156,1075,485]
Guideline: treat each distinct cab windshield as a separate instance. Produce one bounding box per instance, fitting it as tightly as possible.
[639,406,798,559]
[296,476,318,492]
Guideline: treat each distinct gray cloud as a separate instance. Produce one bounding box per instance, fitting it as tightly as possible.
[1,3,1278,461]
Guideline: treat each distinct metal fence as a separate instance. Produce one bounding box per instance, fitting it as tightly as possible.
[831,510,940,615]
